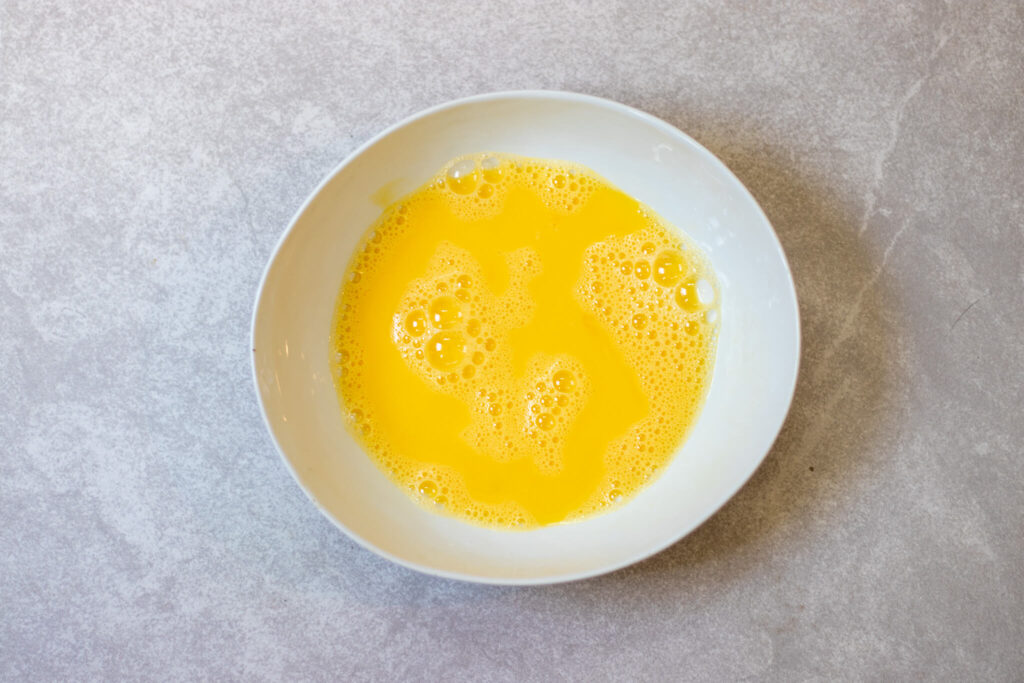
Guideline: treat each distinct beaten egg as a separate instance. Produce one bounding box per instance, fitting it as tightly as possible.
[330,154,719,528]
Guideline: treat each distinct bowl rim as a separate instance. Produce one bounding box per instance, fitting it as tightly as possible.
[251,89,801,585]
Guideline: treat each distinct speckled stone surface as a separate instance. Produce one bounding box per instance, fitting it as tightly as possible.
[2,1,1022,680]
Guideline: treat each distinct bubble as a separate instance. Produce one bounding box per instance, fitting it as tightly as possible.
[478,184,494,198]
[552,174,567,188]
[472,351,485,364]
[552,370,575,392]
[446,159,478,195]
[418,480,438,498]
[429,296,463,329]
[488,403,501,416]
[350,271,362,283]
[641,242,656,255]
[404,310,428,336]
[456,274,472,289]
[536,413,555,430]
[634,261,651,279]
[619,261,632,275]
[480,156,503,182]
[466,319,481,336]
[653,251,685,287]
[632,313,647,329]
[683,318,699,336]
[556,394,569,407]
[705,309,719,325]
[541,394,554,407]
[674,277,702,312]
[485,338,497,352]
[462,365,476,379]
[696,278,715,305]
[426,331,466,370]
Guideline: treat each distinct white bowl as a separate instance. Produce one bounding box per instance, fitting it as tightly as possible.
[251,91,800,584]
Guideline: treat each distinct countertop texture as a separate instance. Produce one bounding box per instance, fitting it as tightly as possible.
[2,2,1022,680]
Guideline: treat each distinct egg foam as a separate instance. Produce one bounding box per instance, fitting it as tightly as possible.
[330,153,720,528]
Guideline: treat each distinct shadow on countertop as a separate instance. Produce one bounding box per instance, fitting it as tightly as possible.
[280,110,911,605]
[581,114,912,590]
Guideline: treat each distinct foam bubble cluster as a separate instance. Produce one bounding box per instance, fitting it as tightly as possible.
[575,227,719,512]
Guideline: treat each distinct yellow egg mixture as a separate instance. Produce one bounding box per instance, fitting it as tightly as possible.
[330,154,719,528]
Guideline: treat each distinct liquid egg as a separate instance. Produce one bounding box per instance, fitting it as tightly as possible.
[330,154,720,528]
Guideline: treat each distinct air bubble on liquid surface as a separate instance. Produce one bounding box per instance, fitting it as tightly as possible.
[429,296,462,329]
[480,156,503,182]
[446,159,478,195]
[552,370,575,393]
[652,251,685,287]
[404,310,428,336]
[705,309,719,325]
[696,279,715,306]
[426,331,466,370]
[675,278,702,312]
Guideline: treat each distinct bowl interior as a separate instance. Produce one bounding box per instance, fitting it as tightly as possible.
[252,92,799,583]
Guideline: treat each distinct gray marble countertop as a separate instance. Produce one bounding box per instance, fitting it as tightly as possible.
[2,2,1022,680]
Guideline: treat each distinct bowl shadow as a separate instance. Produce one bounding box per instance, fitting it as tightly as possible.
[259,108,910,603]
[574,118,910,588]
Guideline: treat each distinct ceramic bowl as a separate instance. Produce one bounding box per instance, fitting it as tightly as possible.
[252,91,800,584]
